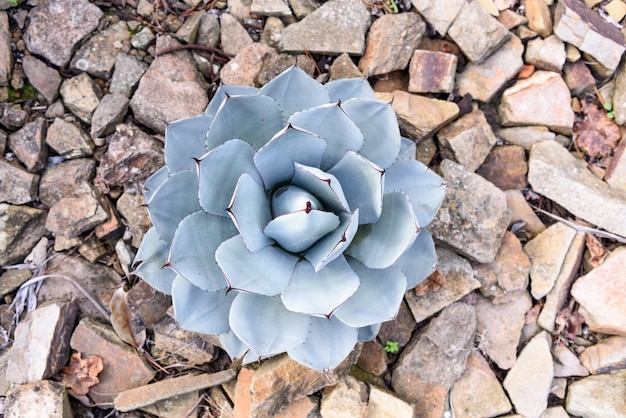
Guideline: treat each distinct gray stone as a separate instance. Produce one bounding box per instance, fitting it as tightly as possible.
[579,336,626,374]
[408,50,457,94]
[70,21,131,79]
[196,13,220,48]
[39,158,96,207]
[7,118,47,172]
[0,203,47,265]
[447,0,510,63]
[566,371,626,418]
[130,26,155,50]
[552,343,589,377]
[528,140,626,237]
[90,93,129,138]
[22,55,61,103]
[7,301,77,384]
[1,105,27,129]
[4,380,73,418]
[130,35,208,134]
[251,0,292,16]
[116,192,150,248]
[495,126,556,149]
[0,12,10,87]
[260,17,284,49]
[430,159,511,264]
[503,331,554,417]
[0,158,39,204]
[525,35,566,72]
[227,0,252,21]
[220,42,273,86]
[358,13,425,76]
[151,315,216,366]
[23,0,103,67]
[109,53,148,97]
[554,0,626,72]
[45,182,109,238]
[329,52,363,81]
[281,0,371,55]
[0,268,31,299]
[410,0,464,36]
[255,50,316,86]
[288,0,318,18]
[320,376,367,418]
[59,73,102,124]
[176,11,203,44]
[46,118,94,159]
[219,13,253,56]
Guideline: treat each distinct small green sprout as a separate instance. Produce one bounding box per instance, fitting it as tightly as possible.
[604,102,615,119]
[383,340,399,354]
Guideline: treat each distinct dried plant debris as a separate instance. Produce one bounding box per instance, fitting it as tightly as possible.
[573,100,621,159]
[59,352,104,396]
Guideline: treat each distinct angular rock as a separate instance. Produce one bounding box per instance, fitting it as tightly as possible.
[251,0,292,16]
[503,331,554,417]
[528,140,626,237]
[476,145,527,190]
[4,380,73,418]
[358,13,426,76]
[495,126,556,149]
[0,158,39,204]
[367,386,414,418]
[260,16,284,49]
[498,8,529,29]
[319,376,367,418]
[410,0,465,36]
[329,52,363,81]
[0,12,9,87]
[565,371,626,417]
[525,35,566,72]
[0,203,47,265]
[7,118,47,172]
[605,133,626,194]
[1,106,28,129]
[130,26,155,50]
[7,301,77,384]
[70,317,154,405]
[23,0,103,67]
[357,341,387,376]
[116,192,150,247]
[288,0,318,19]
[525,0,553,37]
[542,406,570,418]
[378,299,415,348]
[613,59,626,125]
[220,42,273,86]
[504,189,546,238]
[197,13,220,48]
[219,13,253,56]
[130,35,208,134]
[571,246,626,335]
[499,71,575,134]
[141,391,201,418]
[405,247,480,323]
[59,73,102,124]
[39,158,96,207]
[580,336,626,374]
[45,182,109,238]
[281,0,371,55]
[109,53,148,97]
[450,351,512,418]
[554,0,626,72]
[152,316,216,366]
[552,343,589,377]
[408,50,457,94]
[447,0,510,63]
[70,21,131,79]
[0,268,31,298]
[563,59,596,95]
[94,196,123,241]
[436,109,497,172]
[22,55,61,103]
[375,90,459,141]
[46,118,94,159]
[176,11,204,44]
[90,93,129,138]
[430,159,511,263]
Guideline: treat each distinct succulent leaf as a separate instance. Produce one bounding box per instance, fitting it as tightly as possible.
[143,166,169,203]
[134,229,176,295]
[392,228,437,289]
[165,115,212,172]
[205,85,258,117]
[303,210,359,272]
[325,78,377,102]
[263,209,340,253]
[172,276,234,334]
[357,323,381,342]
[292,163,350,213]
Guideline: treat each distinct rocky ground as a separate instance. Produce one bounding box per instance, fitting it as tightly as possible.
[0,0,626,416]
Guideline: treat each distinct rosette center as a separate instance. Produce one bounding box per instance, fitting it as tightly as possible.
[271,185,324,217]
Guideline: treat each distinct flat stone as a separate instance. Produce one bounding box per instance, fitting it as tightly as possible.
[504,189,546,238]
[430,159,511,263]
[7,301,77,384]
[319,376,367,418]
[606,0,626,20]
[94,196,123,241]
[499,71,575,134]
[251,0,292,16]
[450,351,512,418]
[288,0,318,18]
[498,8,529,29]
[0,203,47,265]
[0,158,39,204]
[605,132,626,194]
[4,380,73,418]
[175,11,203,43]
[0,268,31,298]
[378,299,415,348]
[140,391,201,418]
[405,247,480,323]
[542,406,570,418]
[375,90,459,141]
[436,109,496,172]
[116,192,151,247]
[571,246,626,335]
[495,126,556,149]
[46,118,94,159]
[22,55,60,103]
[196,13,220,48]
[23,0,103,67]
[130,35,208,134]
[152,315,216,366]
[579,336,626,374]
[525,0,553,37]
[70,21,130,79]
[552,343,589,377]
[1,106,27,129]
[256,51,316,86]
[357,341,388,376]
[476,145,527,190]
[565,371,626,417]
[447,0,510,63]
[475,291,532,370]
[358,12,425,76]
[130,26,155,50]
[503,331,554,417]
[260,16,284,49]
[220,42,273,86]
[613,53,626,125]
[368,386,414,418]
[528,140,626,237]
[410,0,465,36]
[90,93,130,138]
[219,13,253,56]
[59,73,102,124]
[281,0,371,55]
[109,53,148,97]
[0,12,9,87]
[39,158,96,207]
[409,50,457,94]
[563,59,596,95]
[525,35,566,72]
[329,52,363,81]
[45,182,109,238]
[554,0,626,72]
[70,317,154,405]
[7,118,47,172]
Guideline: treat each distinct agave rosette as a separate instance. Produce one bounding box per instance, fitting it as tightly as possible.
[134,66,445,371]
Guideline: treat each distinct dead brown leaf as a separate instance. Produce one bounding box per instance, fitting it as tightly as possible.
[414,270,446,296]
[110,286,146,348]
[585,233,608,268]
[573,101,621,158]
[60,352,103,396]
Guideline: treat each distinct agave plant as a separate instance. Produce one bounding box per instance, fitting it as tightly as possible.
[134,66,445,371]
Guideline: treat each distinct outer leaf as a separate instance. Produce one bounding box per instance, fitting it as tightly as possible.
[325,78,376,102]
[216,235,298,295]
[288,316,358,371]
[328,151,383,224]
[134,230,176,295]
[205,85,258,117]
[134,226,165,263]
[227,173,273,252]
[259,66,331,121]
[148,170,202,242]
[392,228,437,290]
[288,103,364,170]
[198,139,262,217]
[263,210,340,253]
[172,275,235,334]
[144,166,169,203]
[346,192,419,269]
[165,115,212,172]
[292,163,350,213]
[229,293,310,356]
[334,257,407,327]
[254,125,327,190]
[384,159,446,227]
[219,331,250,360]
[341,99,400,169]
[168,211,238,291]
[397,137,417,161]
[304,209,359,272]
[281,256,359,316]
[357,323,381,342]
[206,95,285,151]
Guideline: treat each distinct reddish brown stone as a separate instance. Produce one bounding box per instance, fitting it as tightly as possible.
[476,145,528,190]
[357,341,388,376]
[378,299,415,347]
[563,60,596,96]
[126,279,171,335]
[94,196,123,240]
[373,70,409,93]
[408,50,457,94]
